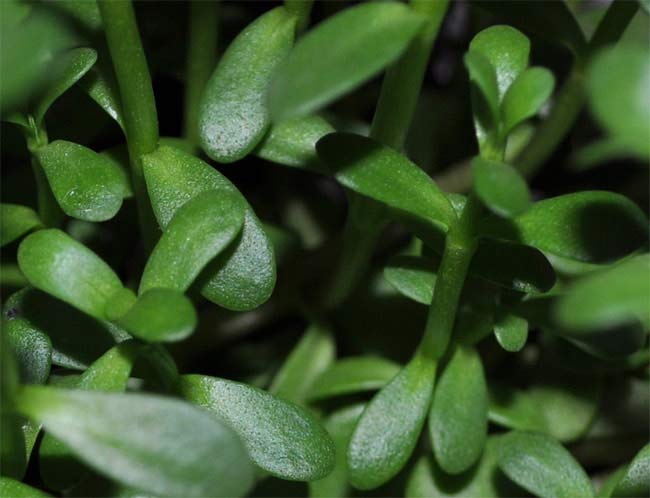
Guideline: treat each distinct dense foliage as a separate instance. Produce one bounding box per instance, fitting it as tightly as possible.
[1,0,649,497]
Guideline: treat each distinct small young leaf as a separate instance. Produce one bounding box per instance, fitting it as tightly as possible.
[115,289,197,343]
[79,63,125,131]
[612,443,650,498]
[35,140,131,222]
[269,323,335,405]
[430,346,488,474]
[496,431,594,498]
[482,191,649,263]
[472,157,531,218]
[469,25,530,99]
[199,7,295,163]
[384,255,436,305]
[269,2,424,120]
[16,387,254,498]
[0,204,41,247]
[255,115,334,170]
[464,51,499,120]
[494,311,528,352]
[4,319,51,384]
[309,356,401,401]
[140,190,245,294]
[33,47,97,124]
[348,355,436,490]
[502,67,555,135]
[317,133,456,231]
[0,478,50,497]
[488,384,548,433]
[181,375,335,481]
[18,229,124,320]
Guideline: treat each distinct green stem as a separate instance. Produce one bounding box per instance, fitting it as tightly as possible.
[99,0,159,251]
[184,0,218,144]
[284,0,313,35]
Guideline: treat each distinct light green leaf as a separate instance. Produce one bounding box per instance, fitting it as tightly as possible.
[4,319,51,384]
[494,311,528,352]
[0,204,42,247]
[612,443,650,498]
[488,384,548,433]
[269,323,335,405]
[255,115,334,170]
[384,256,436,305]
[180,375,335,481]
[16,386,254,498]
[269,2,424,120]
[140,190,245,294]
[430,346,488,474]
[348,356,436,490]
[502,67,555,135]
[309,356,401,401]
[35,140,131,222]
[199,7,295,163]
[464,51,499,120]
[317,133,456,231]
[142,145,276,311]
[17,229,124,320]
[496,431,594,498]
[472,157,531,218]
[0,478,50,497]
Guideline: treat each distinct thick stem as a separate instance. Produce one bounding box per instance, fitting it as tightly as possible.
[99,0,159,250]
[284,0,313,35]
[184,0,218,144]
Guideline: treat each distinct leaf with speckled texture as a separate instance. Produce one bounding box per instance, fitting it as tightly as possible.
[0,478,50,498]
[494,312,528,352]
[180,375,335,481]
[348,356,436,490]
[17,229,124,321]
[4,319,51,384]
[0,204,42,247]
[199,7,295,163]
[612,443,650,498]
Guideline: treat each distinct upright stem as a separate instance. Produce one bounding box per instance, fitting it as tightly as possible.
[99,0,159,250]
[184,0,218,144]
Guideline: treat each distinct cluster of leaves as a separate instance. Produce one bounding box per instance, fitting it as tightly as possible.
[0,1,648,498]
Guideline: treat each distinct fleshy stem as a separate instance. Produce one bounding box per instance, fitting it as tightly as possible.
[99,0,160,251]
[183,0,219,145]
[323,0,450,310]
[284,0,313,35]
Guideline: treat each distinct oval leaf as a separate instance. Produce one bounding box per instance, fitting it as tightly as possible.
[488,384,548,433]
[269,2,424,120]
[473,157,531,218]
[612,443,650,498]
[494,311,528,352]
[384,255,436,305]
[0,204,42,247]
[464,51,499,120]
[502,67,555,135]
[180,375,335,481]
[4,319,51,385]
[199,7,295,163]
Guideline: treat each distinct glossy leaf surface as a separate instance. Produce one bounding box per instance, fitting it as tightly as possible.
[502,67,555,134]
[612,443,650,497]
[473,157,531,218]
[0,204,41,247]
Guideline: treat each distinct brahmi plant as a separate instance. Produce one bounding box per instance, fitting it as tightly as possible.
[0,0,648,497]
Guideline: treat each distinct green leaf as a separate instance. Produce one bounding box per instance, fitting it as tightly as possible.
[502,67,555,135]
[309,356,401,401]
[139,190,246,294]
[612,443,650,498]
[269,323,335,405]
[199,7,295,163]
[557,254,650,334]
[482,191,649,263]
[494,311,528,352]
[0,478,50,497]
[496,431,594,498]
[472,157,531,218]
[488,384,548,433]
[79,63,125,131]
[317,133,456,231]
[430,346,488,474]
[35,140,131,222]
[384,255,436,305]
[587,44,649,158]
[255,115,334,170]
[269,2,424,120]
[180,375,335,481]
[469,25,530,100]
[0,412,25,480]
[18,229,124,320]
[16,386,254,498]
[464,51,499,120]
[33,48,97,125]
[0,204,41,247]
[348,356,436,490]
[4,319,51,384]
[142,145,276,311]
[114,289,197,343]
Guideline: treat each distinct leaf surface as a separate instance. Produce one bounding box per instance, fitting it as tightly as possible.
[0,204,41,247]
[473,157,531,218]
[502,67,555,134]
[494,311,528,352]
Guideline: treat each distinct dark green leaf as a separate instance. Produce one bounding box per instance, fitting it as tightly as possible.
[0,204,41,247]
[181,375,335,481]
[464,51,499,120]
[496,431,594,498]
[140,190,246,294]
[473,157,531,218]
[269,2,424,120]
[430,346,488,474]
[309,356,401,401]
[35,140,131,222]
[494,311,528,352]
[384,255,436,305]
[16,386,254,498]
[18,229,124,320]
[488,384,548,432]
[79,63,125,131]
[502,67,555,135]
[612,443,650,498]
[199,7,295,162]
[0,412,25,480]
[0,478,50,497]
[4,319,51,384]
[348,356,436,490]
[317,133,456,231]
